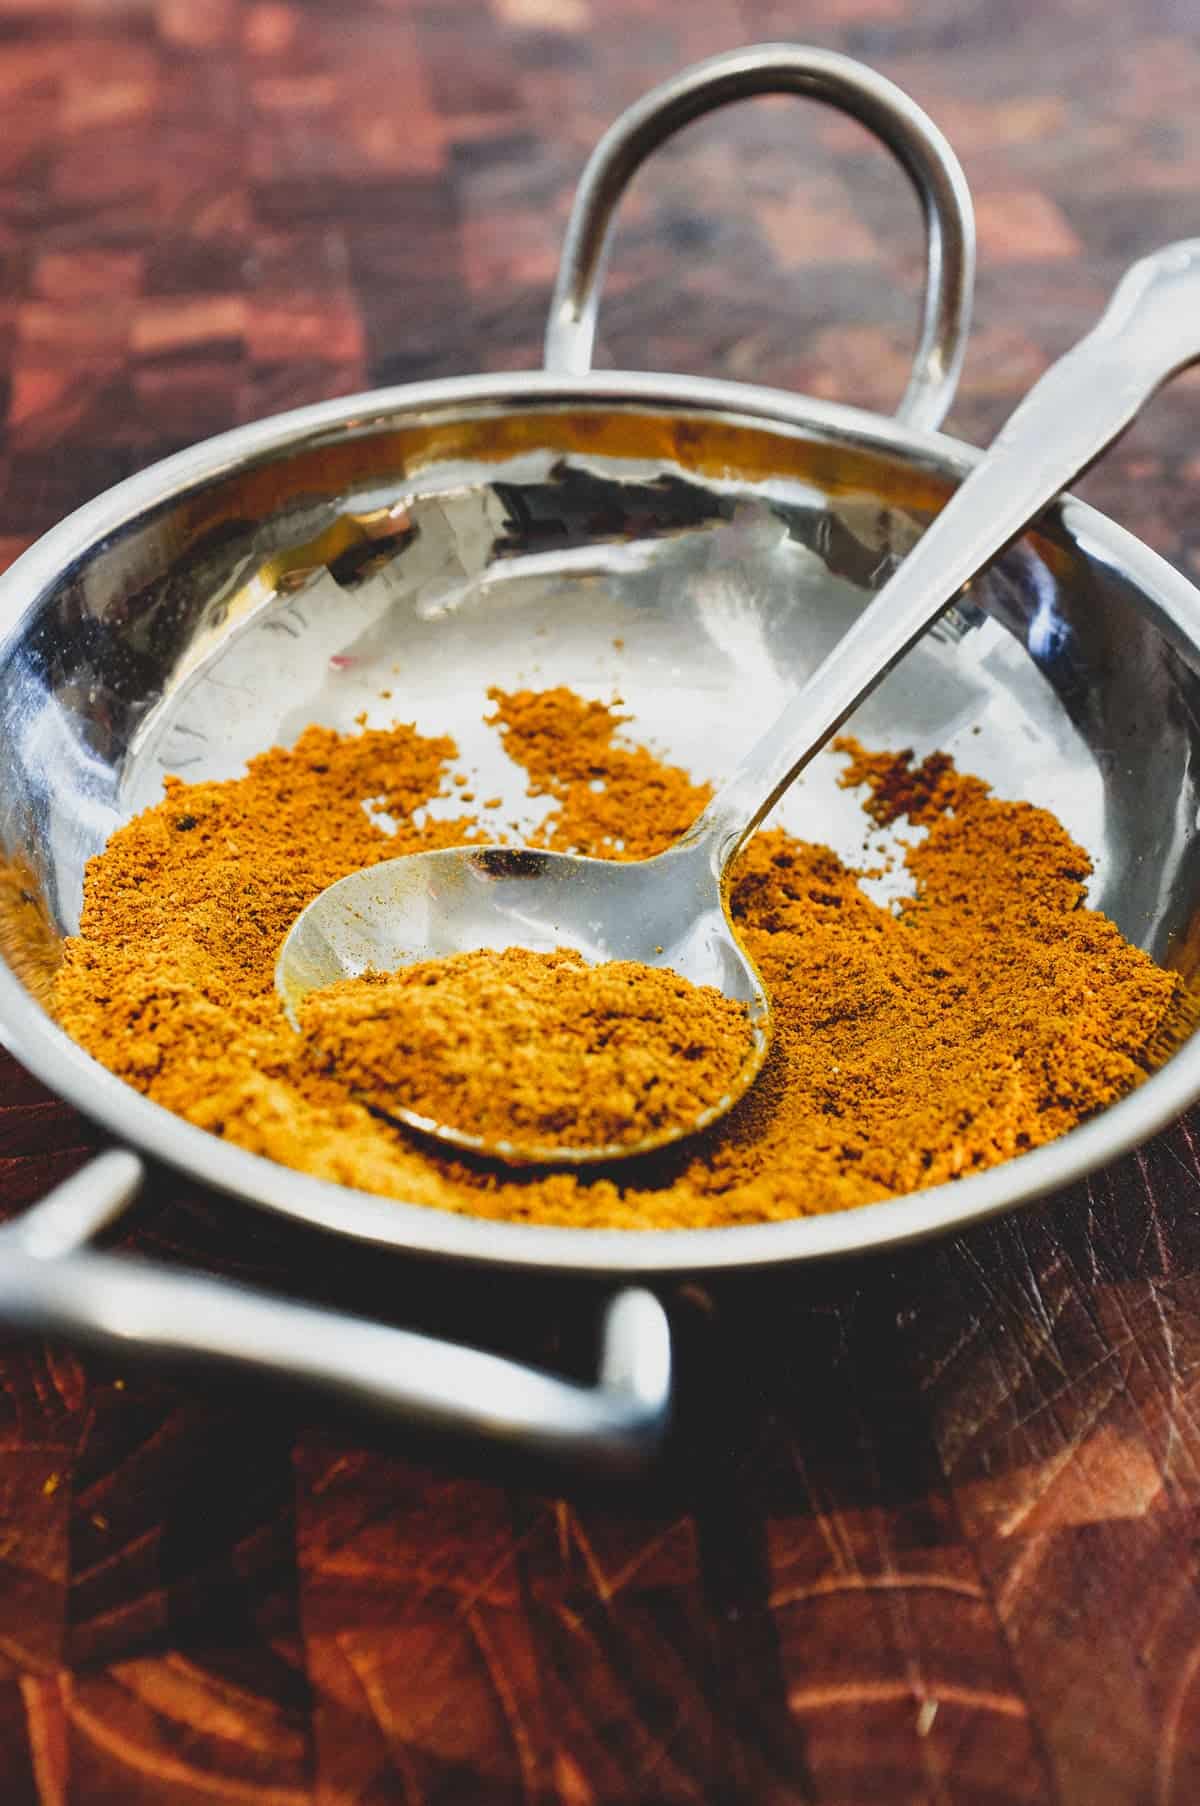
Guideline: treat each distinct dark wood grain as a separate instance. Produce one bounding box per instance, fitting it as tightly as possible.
[1,0,1200,1799]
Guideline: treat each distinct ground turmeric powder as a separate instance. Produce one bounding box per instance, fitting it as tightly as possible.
[297,948,753,1151]
[50,688,1179,1230]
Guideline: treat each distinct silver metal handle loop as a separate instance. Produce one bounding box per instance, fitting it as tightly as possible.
[544,42,975,433]
[0,1154,672,1474]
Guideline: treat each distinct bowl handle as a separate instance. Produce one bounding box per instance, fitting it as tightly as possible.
[543,42,975,433]
[0,1153,672,1476]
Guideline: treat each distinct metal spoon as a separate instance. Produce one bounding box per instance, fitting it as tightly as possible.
[277,240,1200,1165]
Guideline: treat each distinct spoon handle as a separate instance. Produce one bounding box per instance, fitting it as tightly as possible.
[688,239,1200,873]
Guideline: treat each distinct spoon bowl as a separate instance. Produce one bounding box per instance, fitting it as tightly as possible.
[275,839,773,1164]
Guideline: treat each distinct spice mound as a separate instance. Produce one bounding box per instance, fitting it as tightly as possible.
[51,686,1180,1230]
[297,948,753,1152]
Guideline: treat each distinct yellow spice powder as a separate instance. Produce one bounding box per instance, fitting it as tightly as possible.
[297,948,754,1151]
[49,687,1179,1229]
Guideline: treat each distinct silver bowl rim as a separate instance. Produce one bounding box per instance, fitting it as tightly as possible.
[1,365,1197,1276]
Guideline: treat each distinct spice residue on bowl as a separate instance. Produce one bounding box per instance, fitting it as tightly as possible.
[297,947,754,1153]
[51,687,1179,1229]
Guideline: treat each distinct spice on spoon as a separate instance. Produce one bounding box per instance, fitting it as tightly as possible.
[297,947,754,1152]
[51,687,1180,1229]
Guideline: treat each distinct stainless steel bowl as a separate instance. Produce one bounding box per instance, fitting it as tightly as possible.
[0,45,1197,1468]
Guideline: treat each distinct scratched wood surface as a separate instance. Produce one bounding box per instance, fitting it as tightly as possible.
[1,0,1200,1800]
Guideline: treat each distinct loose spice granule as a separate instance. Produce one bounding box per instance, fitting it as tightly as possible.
[51,688,1180,1230]
[298,948,753,1150]
[485,685,712,858]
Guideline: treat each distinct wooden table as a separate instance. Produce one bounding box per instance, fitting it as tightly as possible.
[2,1,1200,1799]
